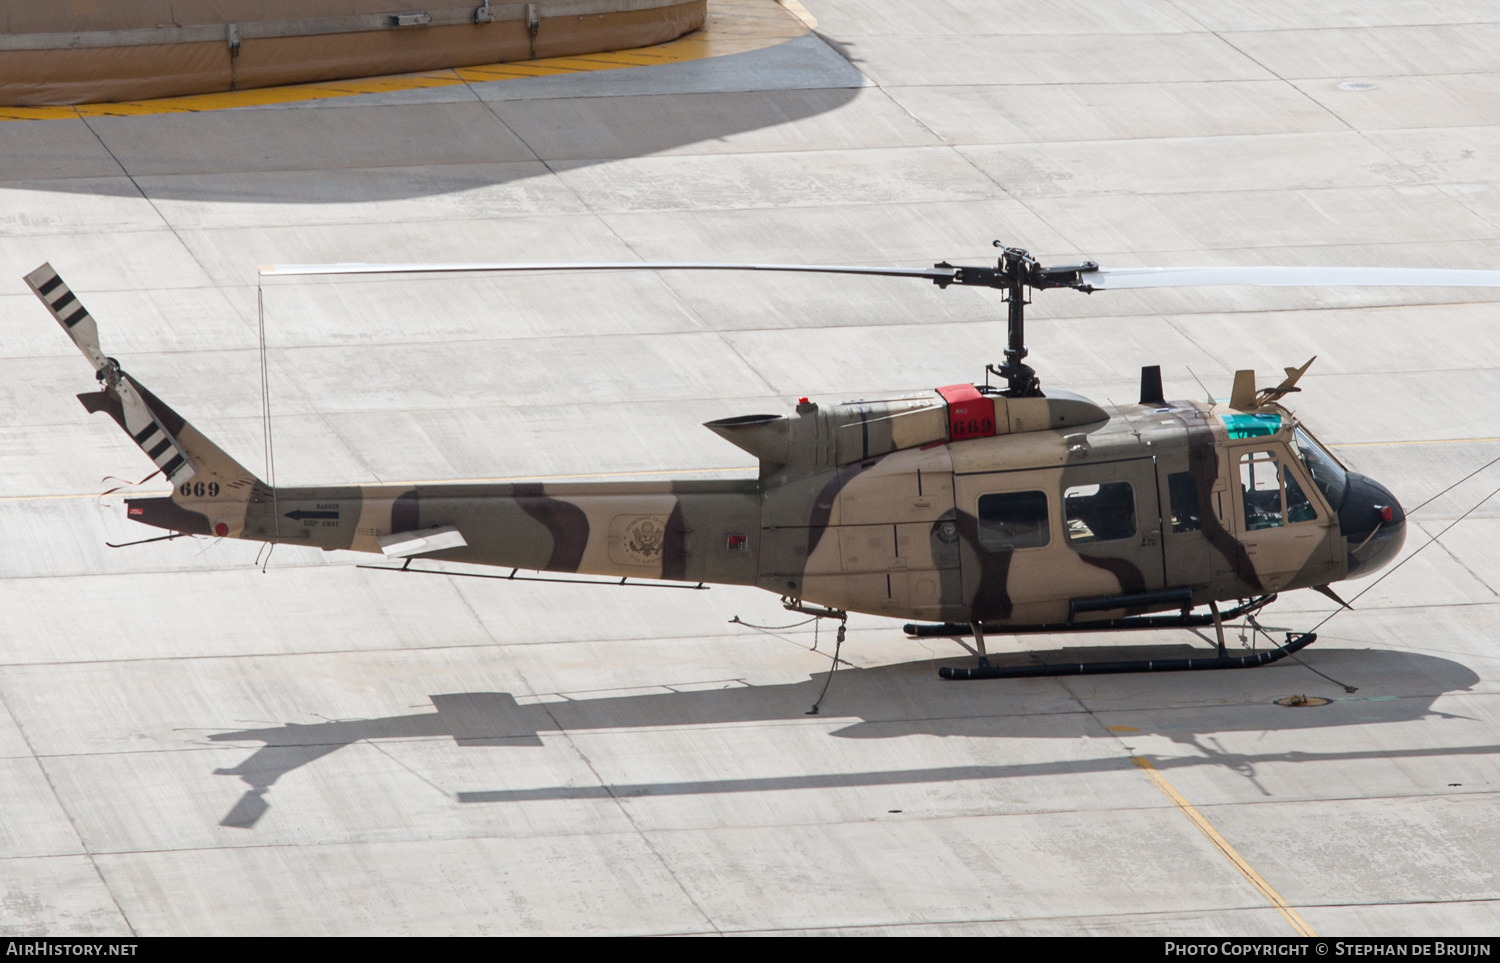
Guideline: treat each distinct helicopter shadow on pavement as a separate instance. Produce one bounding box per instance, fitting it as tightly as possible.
[207,642,1486,828]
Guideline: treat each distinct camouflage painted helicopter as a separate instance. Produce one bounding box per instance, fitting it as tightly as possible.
[27,246,1500,678]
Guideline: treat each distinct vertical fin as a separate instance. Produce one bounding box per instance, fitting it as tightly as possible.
[115,376,197,483]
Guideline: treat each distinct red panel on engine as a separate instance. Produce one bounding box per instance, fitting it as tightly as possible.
[937,384,996,441]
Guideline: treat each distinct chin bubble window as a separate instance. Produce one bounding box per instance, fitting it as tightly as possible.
[1063,482,1136,543]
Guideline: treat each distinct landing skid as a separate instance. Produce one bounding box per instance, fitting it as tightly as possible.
[904,595,1317,679]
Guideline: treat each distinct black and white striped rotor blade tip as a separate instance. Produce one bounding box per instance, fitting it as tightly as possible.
[1081,265,1500,290]
[24,262,108,369]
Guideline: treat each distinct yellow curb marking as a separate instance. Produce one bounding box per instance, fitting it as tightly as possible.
[0,0,809,122]
[1131,756,1317,937]
[778,0,818,28]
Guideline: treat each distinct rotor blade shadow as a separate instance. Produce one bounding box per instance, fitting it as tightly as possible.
[456,742,1500,805]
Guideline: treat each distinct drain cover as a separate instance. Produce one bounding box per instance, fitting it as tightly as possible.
[1275,694,1331,707]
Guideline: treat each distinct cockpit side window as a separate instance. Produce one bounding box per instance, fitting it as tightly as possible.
[1292,427,1348,511]
[1240,451,1283,530]
[1240,449,1319,530]
[1283,465,1317,523]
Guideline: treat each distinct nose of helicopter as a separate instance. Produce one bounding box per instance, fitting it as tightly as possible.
[1340,473,1407,578]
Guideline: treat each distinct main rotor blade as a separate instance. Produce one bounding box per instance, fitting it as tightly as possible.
[260,261,958,282]
[1081,265,1500,290]
[260,259,1500,293]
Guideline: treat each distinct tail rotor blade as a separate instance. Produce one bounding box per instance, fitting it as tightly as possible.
[25,263,197,484]
[25,262,109,370]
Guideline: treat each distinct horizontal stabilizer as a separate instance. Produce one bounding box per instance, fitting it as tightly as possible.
[378,525,467,558]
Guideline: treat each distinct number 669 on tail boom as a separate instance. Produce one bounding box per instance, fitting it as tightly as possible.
[30,246,1497,678]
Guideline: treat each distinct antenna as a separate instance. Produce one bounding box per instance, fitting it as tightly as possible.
[257,279,280,568]
[1186,365,1215,409]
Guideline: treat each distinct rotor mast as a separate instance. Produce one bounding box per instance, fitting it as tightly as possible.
[997,246,1040,397]
[933,242,1097,398]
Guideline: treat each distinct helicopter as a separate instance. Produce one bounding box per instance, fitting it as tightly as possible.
[26,245,1500,679]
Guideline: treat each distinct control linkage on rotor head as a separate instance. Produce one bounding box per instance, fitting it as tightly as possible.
[932,242,1099,397]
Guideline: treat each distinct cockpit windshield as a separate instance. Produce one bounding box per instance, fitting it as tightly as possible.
[1292,427,1348,511]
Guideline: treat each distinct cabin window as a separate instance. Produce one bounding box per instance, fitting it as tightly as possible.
[1240,451,1284,530]
[1167,471,1201,533]
[1063,482,1136,543]
[977,490,1050,551]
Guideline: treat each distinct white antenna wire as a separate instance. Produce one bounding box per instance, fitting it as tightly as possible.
[257,280,279,569]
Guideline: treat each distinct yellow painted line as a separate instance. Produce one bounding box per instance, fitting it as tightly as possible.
[1,0,810,122]
[1131,757,1317,937]
[779,0,818,28]
[0,466,757,504]
[1333,437,1500,448]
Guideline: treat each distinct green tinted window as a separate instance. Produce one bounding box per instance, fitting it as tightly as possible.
[1221,413,1282,439]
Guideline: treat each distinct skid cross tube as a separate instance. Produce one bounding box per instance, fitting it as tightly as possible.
[904,596,1276,637]
[938,631,1318,680]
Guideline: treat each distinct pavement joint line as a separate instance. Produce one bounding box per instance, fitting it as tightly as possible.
[1130,755,1317,937]
[409,533,721,935]
[0,684,138,933]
